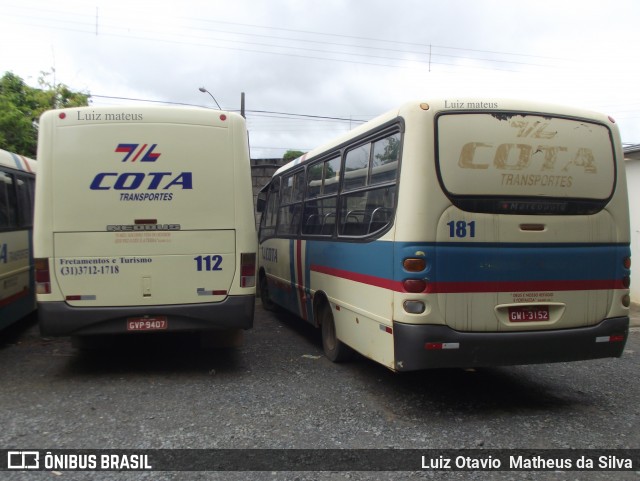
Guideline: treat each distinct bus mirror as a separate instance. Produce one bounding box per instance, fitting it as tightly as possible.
[256,196,266,213]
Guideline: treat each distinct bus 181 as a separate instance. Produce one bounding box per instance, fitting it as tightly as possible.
[35,106,256,345]
[257,99,631,371]
[0,149,36,330]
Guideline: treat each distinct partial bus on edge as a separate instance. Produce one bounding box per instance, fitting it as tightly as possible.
[257,99,631,371]
[0,149,36,329]
[35,106,256,343]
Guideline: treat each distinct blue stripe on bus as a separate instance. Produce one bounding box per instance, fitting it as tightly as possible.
[9,152,24,171]
[303,239,628,287]
[306,240,395,281]
[426,243,629,284]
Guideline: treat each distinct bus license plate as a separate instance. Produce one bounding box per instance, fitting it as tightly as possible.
[508,306,549,322]
[127,317,168,331]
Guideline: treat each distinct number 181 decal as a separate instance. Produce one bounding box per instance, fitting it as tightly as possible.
[447,221,476,238]
[194,255,223,271]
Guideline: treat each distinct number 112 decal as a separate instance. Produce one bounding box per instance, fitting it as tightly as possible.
[194,255,223,271]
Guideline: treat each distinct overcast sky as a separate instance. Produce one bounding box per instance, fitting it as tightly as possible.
[1,0,639,158]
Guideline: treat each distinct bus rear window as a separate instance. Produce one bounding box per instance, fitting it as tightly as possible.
[436,113,616,214]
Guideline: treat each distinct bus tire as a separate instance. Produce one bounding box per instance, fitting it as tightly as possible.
[259,272,277,311]
[320,301,351,363]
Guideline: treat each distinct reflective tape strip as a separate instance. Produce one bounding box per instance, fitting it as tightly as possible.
[197,288,227,296]
[65,295,97,301]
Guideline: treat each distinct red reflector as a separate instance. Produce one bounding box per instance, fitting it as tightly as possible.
[35,258,51,294]
[66,296,82,301]
[240,253,256,288]
[425,342,442,350]
[610,334,625,343]
[403,279,427,293]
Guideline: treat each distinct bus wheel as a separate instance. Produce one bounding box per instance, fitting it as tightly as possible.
[320,302,351,362]
[259,273,277,311]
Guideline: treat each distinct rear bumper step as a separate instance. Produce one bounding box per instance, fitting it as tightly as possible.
[38,296,254,337]
[393,316,629,371]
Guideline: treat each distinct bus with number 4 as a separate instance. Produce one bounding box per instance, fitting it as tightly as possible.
[257,99,631,371]
[0,149,36,330]
[35,106,256,345]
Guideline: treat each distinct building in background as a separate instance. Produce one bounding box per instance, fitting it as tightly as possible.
[625,144,640,304]
[251,158,287,228]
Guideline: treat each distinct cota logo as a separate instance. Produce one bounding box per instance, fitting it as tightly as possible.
[115,143,161,162]
[458,120,597,174]
[90,143,193,191]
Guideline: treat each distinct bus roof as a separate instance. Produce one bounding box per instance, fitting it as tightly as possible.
[272,98,616,178]
[0,148,36,174]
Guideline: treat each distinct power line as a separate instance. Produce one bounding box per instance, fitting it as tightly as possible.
[2,4,580,72]
[89,94,370,123]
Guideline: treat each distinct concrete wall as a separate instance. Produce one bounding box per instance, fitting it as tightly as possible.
[251,158,287,227]
[626,158,640,303]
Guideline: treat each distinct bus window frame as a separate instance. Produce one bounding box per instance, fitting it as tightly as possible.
[0,167,34,232]
[258,119,404,244]
[433,110,618,216]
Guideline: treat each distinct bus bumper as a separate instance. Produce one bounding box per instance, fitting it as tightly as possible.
[392,317,629,371]
[38,295,255,337]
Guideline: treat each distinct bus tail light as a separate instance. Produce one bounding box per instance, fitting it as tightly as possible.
[403,258,426,272]
[240,253,256,288]
[35,258,51,294]
[624,256,631,269]
[622,294,631,308]
[403,300,425,314]
[403,279,427,293]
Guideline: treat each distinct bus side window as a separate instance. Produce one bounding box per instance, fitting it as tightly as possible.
[338,131,400,238]
[303,158,339,237]
[277,171,304,237]
[371,133,400,185]
[259,180,280,242]
[343,144,370,191]
[0,170,17,229]
[16,175,35,228]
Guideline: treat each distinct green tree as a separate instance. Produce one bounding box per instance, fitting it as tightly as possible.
[0,71,89,157]
[283,150,306,162]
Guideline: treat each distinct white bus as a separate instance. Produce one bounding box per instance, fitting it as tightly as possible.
[257,99,631,371]
[0,149,36,330]
[35,106,256,343]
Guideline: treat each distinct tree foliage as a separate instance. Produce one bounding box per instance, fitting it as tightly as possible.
[0,71,90,157]
[283,150,306,162]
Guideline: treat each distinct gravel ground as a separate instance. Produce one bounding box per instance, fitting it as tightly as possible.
[0,303,639,481]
